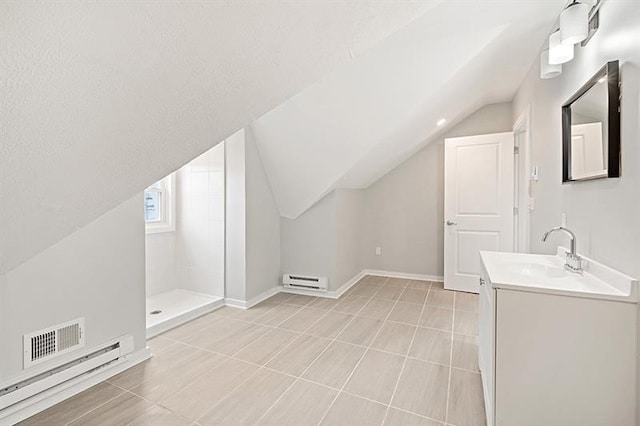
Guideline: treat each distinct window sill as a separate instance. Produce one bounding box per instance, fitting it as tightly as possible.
[145,223,176,235]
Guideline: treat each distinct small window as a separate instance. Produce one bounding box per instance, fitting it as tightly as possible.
[145,174,175,234]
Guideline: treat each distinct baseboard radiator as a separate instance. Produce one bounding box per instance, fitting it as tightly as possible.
[283,274,328,293]
[0,334,133,413]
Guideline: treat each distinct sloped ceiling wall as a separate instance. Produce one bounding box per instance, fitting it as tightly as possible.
[251,0,565,219]
[0,1,438,273]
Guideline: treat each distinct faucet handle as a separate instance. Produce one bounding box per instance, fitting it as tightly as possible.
[564,252,584,274]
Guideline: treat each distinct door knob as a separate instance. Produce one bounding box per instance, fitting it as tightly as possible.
[446,220,458,226]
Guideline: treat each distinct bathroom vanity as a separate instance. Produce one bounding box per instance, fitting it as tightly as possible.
[479,249,638,426]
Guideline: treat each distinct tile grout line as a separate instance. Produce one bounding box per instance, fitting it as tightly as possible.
[143,306,480,424]
[316,277,409,426]
[381,283,432,425]
[445,291,457,424]
[129,280,469,424]
[156,295,481,374]
[139,297,310,423]
[176,280,367,425]
[285,376,446,425]
[105,382,191,426]
[60,386,129,426]
[252,276,380,425]
[58,278,464,426]
[187,296,318,424]
[39,279,445,426]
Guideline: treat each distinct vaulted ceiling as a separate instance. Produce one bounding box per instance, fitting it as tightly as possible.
[1,1,566,272]
[251,0,566,219]
[0,1,438,272]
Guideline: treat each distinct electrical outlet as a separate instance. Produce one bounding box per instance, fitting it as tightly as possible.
[375,247,382,256]
[561,212,567,227]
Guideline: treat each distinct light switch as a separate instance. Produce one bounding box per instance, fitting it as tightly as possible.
[375,247,382,256]
[531,166,539,181]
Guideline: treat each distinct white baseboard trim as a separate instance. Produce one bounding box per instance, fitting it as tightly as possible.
[0,347,151,425]
[329,270,368,298]
[222,270,442,309]
[225,286,281,310]
[364,269,444,282]
[146,297,225,338]
[280,270,367,299]
[280,286,329,298]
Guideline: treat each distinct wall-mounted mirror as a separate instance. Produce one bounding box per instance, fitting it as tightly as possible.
[562,60,620,182]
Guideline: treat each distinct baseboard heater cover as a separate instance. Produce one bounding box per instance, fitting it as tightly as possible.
[0,335,133,411]
[283,274,328,292]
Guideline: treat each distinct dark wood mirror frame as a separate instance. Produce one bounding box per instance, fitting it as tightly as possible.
[562,60,620,183]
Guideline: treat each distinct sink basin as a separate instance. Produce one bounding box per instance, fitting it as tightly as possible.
[505,262,566,279]
[480,249,639,303]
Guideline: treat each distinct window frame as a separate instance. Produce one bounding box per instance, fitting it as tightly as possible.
[145,173,176,234]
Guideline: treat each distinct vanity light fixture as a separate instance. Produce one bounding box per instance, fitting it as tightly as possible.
[560,1,589,45]
[437,118,446,126]
[539,0,602,80]
[540,49,562,79]
[549,30,574,64]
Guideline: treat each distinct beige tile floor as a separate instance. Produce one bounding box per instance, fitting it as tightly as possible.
[20,276,485,426]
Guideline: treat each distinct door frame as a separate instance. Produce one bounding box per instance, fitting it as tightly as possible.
[513,106,531,254]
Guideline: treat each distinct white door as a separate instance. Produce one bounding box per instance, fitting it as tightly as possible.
[570,122,606,179]
[444,132,514,293]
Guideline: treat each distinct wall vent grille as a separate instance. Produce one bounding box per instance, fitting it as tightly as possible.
[24,319,85,369]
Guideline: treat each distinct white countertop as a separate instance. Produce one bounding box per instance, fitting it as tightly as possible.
[480,249,639,303]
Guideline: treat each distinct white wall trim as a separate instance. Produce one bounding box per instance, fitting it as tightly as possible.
[330,270,368,298]
[513,104,532,254]
[364,269,444,282]
[225,285,281,309]
[224,269,441,307]
[0,347,151,425]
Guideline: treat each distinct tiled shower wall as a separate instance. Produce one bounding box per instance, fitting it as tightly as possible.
[146,142,225,298]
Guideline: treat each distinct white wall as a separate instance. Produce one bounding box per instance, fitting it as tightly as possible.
[361,102,513,277]
[175,143,225,296]
[244,129,281,300]
[279,103,513,285]
[512,0,640,279]
[0,195,146,384]
[334,190,365,287]
[145,232,177,297]
[250,2,563,221]
[225,130,247,302]
[280,188,364,291]
[145,144,225,298]
[1,2,429,275]
[280,192,337,288]
[225,128,282,302]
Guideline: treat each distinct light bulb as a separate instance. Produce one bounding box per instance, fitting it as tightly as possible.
[540,49,562,79]
[549,30,574,64]
[560,1,589,45]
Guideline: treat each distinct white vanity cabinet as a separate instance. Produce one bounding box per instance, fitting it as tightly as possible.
[479,250,639,426]
[478,269,495,425]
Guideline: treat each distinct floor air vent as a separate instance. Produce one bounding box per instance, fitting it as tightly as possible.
[283,274,328,292]
[24,319,85,369]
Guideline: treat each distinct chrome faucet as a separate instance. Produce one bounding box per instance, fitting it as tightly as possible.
[542,226,583,274]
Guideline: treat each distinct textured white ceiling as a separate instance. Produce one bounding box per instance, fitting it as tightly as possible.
[1,1,436,272]
[251,0,566,219]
